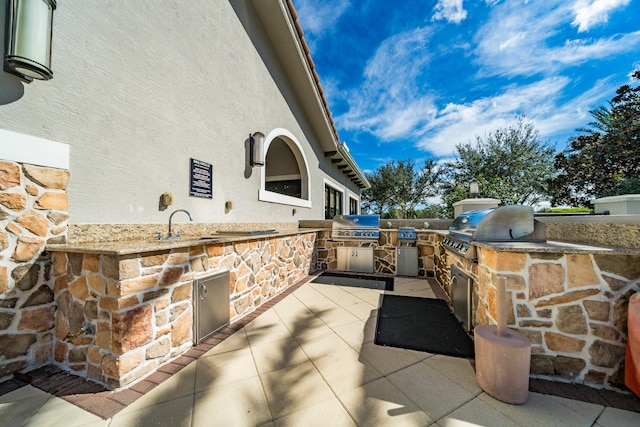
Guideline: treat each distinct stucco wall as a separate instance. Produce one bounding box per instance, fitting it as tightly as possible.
[0,0,359,225]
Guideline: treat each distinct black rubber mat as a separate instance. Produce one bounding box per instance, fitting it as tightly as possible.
[375,295,474,358]
[312,272,394,291]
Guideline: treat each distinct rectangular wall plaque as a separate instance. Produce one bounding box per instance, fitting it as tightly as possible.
[189,158,212,199]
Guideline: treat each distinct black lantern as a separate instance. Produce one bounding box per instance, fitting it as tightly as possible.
[4,0,56,81]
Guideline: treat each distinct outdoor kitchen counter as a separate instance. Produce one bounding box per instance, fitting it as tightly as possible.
[473,239,640,254]
[45,228,320,255]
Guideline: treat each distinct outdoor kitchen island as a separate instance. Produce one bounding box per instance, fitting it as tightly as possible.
[437,236,640,391]
[44,228,318,389]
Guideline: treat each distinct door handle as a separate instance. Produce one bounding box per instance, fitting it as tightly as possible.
[199,283,207,302]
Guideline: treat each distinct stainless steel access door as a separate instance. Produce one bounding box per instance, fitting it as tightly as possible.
[193,270,230,345]
[450,265,471,331]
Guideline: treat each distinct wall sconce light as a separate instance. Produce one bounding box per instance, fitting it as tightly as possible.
[469,181,480,199]
[249,132,265,167]
[4,0,56,81]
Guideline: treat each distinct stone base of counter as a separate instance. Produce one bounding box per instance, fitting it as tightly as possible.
[50,232,316,389]
[439,243,640,391]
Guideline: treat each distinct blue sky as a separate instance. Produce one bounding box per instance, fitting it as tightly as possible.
[292,0,640,174]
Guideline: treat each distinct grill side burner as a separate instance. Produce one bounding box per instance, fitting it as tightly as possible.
[443,206,546,259]
[331,215,380,241]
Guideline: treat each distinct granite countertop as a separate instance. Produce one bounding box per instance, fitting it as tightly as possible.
[46,228,322,256]
[473,240,640,254]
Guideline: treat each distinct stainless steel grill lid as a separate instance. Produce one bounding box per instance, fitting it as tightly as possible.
[450,206,537,241]
[444,206,545,258]
[331,214,380,240]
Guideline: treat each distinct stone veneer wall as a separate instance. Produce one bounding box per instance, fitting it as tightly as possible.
[442,245,640,390]
[0,161,69,381]
[312,229,440,277]
[50,232,315,389]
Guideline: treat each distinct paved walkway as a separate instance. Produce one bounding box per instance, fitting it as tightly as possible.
[1,276,640,426]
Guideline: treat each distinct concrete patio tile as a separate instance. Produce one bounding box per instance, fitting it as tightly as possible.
[292,285,337,310]
[294,328,355,361]
[331,318,375,349]
[244,307,282,330]
[260,360,335,418]
[309,282,362,302]
[313,346,383,394]
[340,300,378,321]
[194,347,258,392]
[387,360,477,421]
[283,314,331,341]
[337,377,433,426]
[313,305,361,329]
[272,396,356,427]
[358,341,426,376]
[271,292,313,318]
[21,392,108,427]
[345,288,385,306]
[391,279,436,298]
[475,391,605,427]
[250,336,309,374]
[192,376,271,427]
[119,361,197,411]
[109,394,193,427]
[244,317,295,347]
[313,284,378,315]
[594,406,640,426]
[0,386,55,427]
[201,327,249,356]
[436,395,519,427]
[423,355,482,395]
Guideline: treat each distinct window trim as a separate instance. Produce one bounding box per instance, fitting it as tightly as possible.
[258,128,312,208]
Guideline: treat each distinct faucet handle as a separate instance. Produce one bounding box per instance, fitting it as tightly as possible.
[153,232,163,240]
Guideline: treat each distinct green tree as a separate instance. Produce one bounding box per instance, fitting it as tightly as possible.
[361,159,440,219]
[442,116,556,214]
[549,70,640,206]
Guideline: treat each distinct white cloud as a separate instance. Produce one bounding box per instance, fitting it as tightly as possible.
[571,0,630,32]
[431,0,468,24]
[335,27,438,140]
[292,0,350,48]
[413,76,619,157]
[473,1,640,78]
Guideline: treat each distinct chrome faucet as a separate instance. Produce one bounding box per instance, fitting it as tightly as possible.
[161,209,193,240]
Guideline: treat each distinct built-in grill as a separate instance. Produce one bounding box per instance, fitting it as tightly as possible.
[443,206,545,259]
[331,214,380,241]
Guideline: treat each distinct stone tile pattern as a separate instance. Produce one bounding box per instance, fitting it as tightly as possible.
[51,232,315,389]
[0,161,70,381]
[444,244,640,391]
[313,228,439,277]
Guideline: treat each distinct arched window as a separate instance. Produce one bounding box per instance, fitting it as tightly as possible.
[258,129,311,208]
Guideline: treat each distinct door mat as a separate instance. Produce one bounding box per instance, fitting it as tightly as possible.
[312,272,394,291]
[375,295,475,359]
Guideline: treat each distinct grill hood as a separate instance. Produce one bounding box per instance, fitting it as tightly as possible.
[450,205,544,242]
[331,214,380,241]
[445,206,546,258]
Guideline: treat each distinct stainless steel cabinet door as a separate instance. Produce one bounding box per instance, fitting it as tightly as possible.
[194,270,230,345]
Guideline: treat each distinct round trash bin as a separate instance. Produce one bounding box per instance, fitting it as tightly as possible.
[475,325,531,404]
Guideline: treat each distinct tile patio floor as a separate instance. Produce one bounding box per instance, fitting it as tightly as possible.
[1,275,640,426]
